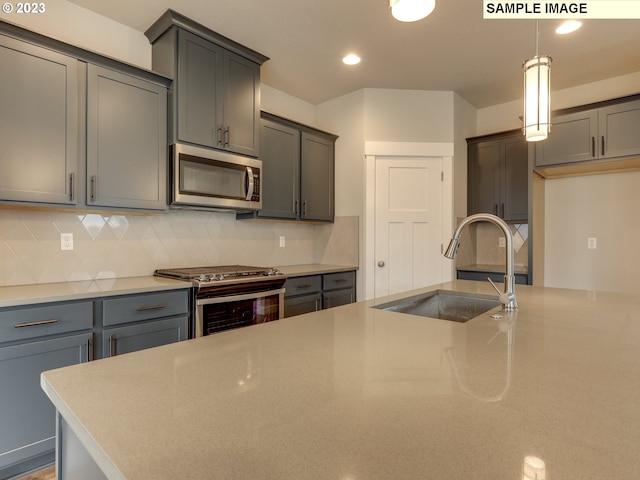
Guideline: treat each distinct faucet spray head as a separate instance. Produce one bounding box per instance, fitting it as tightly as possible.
[444,238,460,259]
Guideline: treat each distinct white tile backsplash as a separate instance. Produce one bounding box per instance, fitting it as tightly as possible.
[0,209,359,286]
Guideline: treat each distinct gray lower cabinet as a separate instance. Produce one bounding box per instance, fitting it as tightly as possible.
[284,271,356,318]
[322,272,356,309]
[0,301,92,478]
[86,64,167,211]
[250,112,337,222]
[0,33,78,205]
[536,97,640,167]
[98,290,189,358]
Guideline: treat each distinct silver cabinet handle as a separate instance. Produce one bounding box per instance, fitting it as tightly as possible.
[224,126,230,147]
[90,175,97,202]
[217,125,223,146]
[591,136,596,157]
[14,319,58,328]
[86,337,93,362]
[378,261,385,267]
[69,173,75,202]
[136,304,166,312]
[601,135,605,156]
[109,334,116,357]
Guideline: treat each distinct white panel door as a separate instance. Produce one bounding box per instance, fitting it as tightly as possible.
[374,157,443,298]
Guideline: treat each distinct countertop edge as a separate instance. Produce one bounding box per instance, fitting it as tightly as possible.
[277,264,358,277]
[0,277,192,308]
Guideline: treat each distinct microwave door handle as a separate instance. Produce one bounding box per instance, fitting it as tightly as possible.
[245,166,254,201]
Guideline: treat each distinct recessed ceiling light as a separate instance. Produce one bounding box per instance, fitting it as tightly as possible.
[342,54,361,65]
[556,20,582,34]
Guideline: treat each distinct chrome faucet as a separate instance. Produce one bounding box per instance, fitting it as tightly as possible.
[444,213,518,311]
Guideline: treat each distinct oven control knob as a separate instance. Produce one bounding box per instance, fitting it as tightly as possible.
[265,268,281,276]
[199,274,208,282]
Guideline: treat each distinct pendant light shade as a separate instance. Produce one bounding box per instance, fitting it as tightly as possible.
[523,55,551,142]
[390,0,435,22]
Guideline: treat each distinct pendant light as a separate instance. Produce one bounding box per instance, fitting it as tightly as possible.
[523,20,551,142]
[390,0,435,22]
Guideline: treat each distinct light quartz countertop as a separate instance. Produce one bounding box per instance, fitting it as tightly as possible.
[0,276,191,308]
[41,280,640,479]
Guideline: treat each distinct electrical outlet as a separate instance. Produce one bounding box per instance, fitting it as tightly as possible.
[279,236,285,248]
[61,233,74,251]
[587,237,597,249]
[498,237,506,248]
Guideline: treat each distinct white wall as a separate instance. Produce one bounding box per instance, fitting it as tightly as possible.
[0,0,151,69]
[544,171,640,294]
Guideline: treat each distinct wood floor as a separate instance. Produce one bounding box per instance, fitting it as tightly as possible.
[14,465,55,480]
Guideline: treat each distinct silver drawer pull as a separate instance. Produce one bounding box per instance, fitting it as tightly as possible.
[296,284,313,289]
[14,319,59,328]
[136,304,166,312]
[334,279,348,283]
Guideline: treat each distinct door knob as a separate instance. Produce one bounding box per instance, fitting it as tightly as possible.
[377,261,385,267]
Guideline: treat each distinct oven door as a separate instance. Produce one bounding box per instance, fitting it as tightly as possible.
[195,288,285,337]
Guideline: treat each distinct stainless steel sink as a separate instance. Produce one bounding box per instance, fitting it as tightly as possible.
[372,289,501,322]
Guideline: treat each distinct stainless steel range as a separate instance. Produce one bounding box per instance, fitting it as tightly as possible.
[155,265,286,337]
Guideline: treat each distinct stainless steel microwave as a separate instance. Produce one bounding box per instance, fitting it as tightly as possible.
[170,143,262,212]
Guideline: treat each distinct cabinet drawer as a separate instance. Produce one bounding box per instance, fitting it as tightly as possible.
[283,276,322,298]
[102,290,189,327]
[323,288,356,309]
[0,302,93,344]
[323,271,356,291]
[284,294,322,318]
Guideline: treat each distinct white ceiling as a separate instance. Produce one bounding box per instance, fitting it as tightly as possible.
[68,0,640,108]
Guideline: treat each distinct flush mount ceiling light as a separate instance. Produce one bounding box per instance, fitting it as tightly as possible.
[556,19,582,34]
[342,54,361,65]
[523,20,552,142]
[390,0,435,22]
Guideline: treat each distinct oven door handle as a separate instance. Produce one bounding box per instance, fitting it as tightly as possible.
[196,288,286,306]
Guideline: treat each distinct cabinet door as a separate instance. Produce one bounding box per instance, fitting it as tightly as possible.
[535,110,597,166]
[258,118,300,219]
[101,316,188,358]
[0,333,90,472]
[0,35,78,205]
[468,140,500,216]
[86,65,167,210]
[176,30,224,149]
[501,135,529,222]
[223,53,260,157]
[300,132,334,222]
[599,99,640,159]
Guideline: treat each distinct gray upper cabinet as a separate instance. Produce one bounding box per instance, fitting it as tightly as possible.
[0,34,78,205]
[468,131,528,222]
[251,112,336,222]
[146,10,268,158]
[300,132,335,222]
[257,118,300,219]
[536,97,640,167]
[86,64,167,210]
[0,21,171,211]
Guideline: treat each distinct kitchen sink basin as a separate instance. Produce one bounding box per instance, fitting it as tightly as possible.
[372,289,501,322]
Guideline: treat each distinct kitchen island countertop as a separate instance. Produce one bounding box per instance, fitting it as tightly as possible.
[41,280,640,479]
